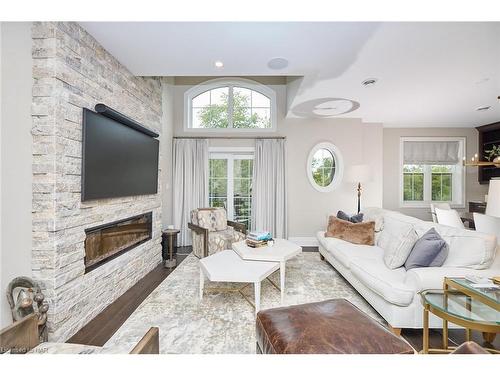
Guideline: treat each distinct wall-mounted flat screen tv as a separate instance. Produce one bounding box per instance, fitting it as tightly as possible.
[81,108,159,201]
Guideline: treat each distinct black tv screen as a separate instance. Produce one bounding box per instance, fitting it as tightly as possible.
[81,108,159,201]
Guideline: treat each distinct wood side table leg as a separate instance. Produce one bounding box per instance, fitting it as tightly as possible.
[164,233,177,268]
[423,305,429,354]
[280,261,286,304]
[170,235,176,267]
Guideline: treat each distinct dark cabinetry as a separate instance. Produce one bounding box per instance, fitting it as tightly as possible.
[476,121,500,184]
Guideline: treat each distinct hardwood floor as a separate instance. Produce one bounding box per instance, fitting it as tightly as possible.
[403,328,499,352]
[67,253,189,346]
[67,245,499,353]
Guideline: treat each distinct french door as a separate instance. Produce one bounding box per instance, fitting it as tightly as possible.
[208,151,253,229]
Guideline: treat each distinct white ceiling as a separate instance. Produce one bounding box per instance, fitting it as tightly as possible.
[80,22,500,127]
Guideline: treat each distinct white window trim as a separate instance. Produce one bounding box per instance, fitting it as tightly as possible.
[208,147,254,222]
[184,77,277,133]
[399,136,466,209]
[306,142,344,193]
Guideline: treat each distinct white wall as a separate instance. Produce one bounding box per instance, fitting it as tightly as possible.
[172,81,383,242]
[383,127,488,220]
[0,22,33,328]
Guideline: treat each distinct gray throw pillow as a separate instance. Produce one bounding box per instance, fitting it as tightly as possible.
[337,210,364,223]
[404,228,449,270]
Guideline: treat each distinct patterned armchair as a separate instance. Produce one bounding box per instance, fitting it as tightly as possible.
[188,208,246,258]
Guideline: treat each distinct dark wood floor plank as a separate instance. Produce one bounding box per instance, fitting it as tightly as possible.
[67,253,188,346]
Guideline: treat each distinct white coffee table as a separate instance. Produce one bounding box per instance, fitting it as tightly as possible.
[232,238,302,303]
[199,250,279,313]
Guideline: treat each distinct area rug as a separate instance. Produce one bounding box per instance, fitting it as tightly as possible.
[104,252,383,354]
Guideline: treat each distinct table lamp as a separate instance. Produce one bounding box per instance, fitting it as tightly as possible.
[485,178,500,217]
[346,164,372,214]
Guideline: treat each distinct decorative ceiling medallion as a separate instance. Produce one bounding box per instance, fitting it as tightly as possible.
[292,98,360,118]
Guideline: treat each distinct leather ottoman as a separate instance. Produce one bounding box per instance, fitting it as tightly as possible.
[255,299,415,354]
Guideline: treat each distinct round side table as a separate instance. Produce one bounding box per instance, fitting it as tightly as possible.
[162,229,180,268]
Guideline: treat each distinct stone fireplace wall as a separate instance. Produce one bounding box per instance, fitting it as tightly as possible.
[31,22,163,341]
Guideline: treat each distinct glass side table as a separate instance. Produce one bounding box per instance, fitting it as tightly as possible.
[420,286,499,354]
[444,277,499,344]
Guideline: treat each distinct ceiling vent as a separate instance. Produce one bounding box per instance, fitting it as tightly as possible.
[267,58,289,70]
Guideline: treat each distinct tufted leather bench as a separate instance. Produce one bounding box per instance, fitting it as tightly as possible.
[255,299,415,354]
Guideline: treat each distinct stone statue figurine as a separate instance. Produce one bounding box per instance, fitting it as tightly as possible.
[6,277,49,342]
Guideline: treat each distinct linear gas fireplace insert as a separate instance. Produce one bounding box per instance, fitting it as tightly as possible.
[84,212,152,273]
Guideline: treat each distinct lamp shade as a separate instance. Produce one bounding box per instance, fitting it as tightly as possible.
[486,178,500,218]
[346,164,372,183]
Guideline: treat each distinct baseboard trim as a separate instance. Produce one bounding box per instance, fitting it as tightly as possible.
[288,237,319,247]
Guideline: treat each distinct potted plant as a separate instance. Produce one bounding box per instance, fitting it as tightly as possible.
[484,145,500,163]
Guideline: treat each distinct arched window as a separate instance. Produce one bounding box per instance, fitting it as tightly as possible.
[184,78,277,131]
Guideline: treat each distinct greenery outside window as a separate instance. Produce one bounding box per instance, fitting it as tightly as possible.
[209,149,254,229]
[185,78,277,132]
[400,137,465,208]
[403,164,424,201]
[306,142,344,193]
[431,165,453,201]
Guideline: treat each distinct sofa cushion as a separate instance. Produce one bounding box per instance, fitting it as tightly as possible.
[325,217,375,245]
[404,228,449,270]
[207,227,245,256]
[378,217,418,269]
[405,265,500,292]
[318,232,384,269]
[363,207,385,232]
[412,223,497,269]
[350,258,415,307]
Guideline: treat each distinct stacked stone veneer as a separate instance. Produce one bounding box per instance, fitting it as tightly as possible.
[31,22,163,341]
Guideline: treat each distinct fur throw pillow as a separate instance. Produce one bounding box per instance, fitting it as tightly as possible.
[325,216,375,246]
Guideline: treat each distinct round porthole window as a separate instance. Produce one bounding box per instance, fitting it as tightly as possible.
[307,142,344,192]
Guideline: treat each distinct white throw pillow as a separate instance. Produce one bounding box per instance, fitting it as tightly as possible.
[363,207,385,232]
[363,207,385,243]
[378,217,418,269]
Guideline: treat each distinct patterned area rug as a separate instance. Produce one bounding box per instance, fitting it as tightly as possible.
[104,252,383,354]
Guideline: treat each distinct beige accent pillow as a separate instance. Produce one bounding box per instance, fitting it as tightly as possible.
[325,216,375,246]
[378,217,418,269]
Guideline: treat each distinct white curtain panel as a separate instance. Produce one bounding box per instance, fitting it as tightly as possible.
[251,139,288,238]
[403,141,460,164]
[173,139,209,246]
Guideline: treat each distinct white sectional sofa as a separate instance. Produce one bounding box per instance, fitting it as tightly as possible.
[317,207,500,330]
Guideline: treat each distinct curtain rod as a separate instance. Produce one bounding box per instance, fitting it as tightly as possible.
[173,136,286,140]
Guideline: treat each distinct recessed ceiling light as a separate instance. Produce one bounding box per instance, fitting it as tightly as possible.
[362,78,377,87]
[214,61,224,68]
[476,105,491,112]
[267,57,289,70]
